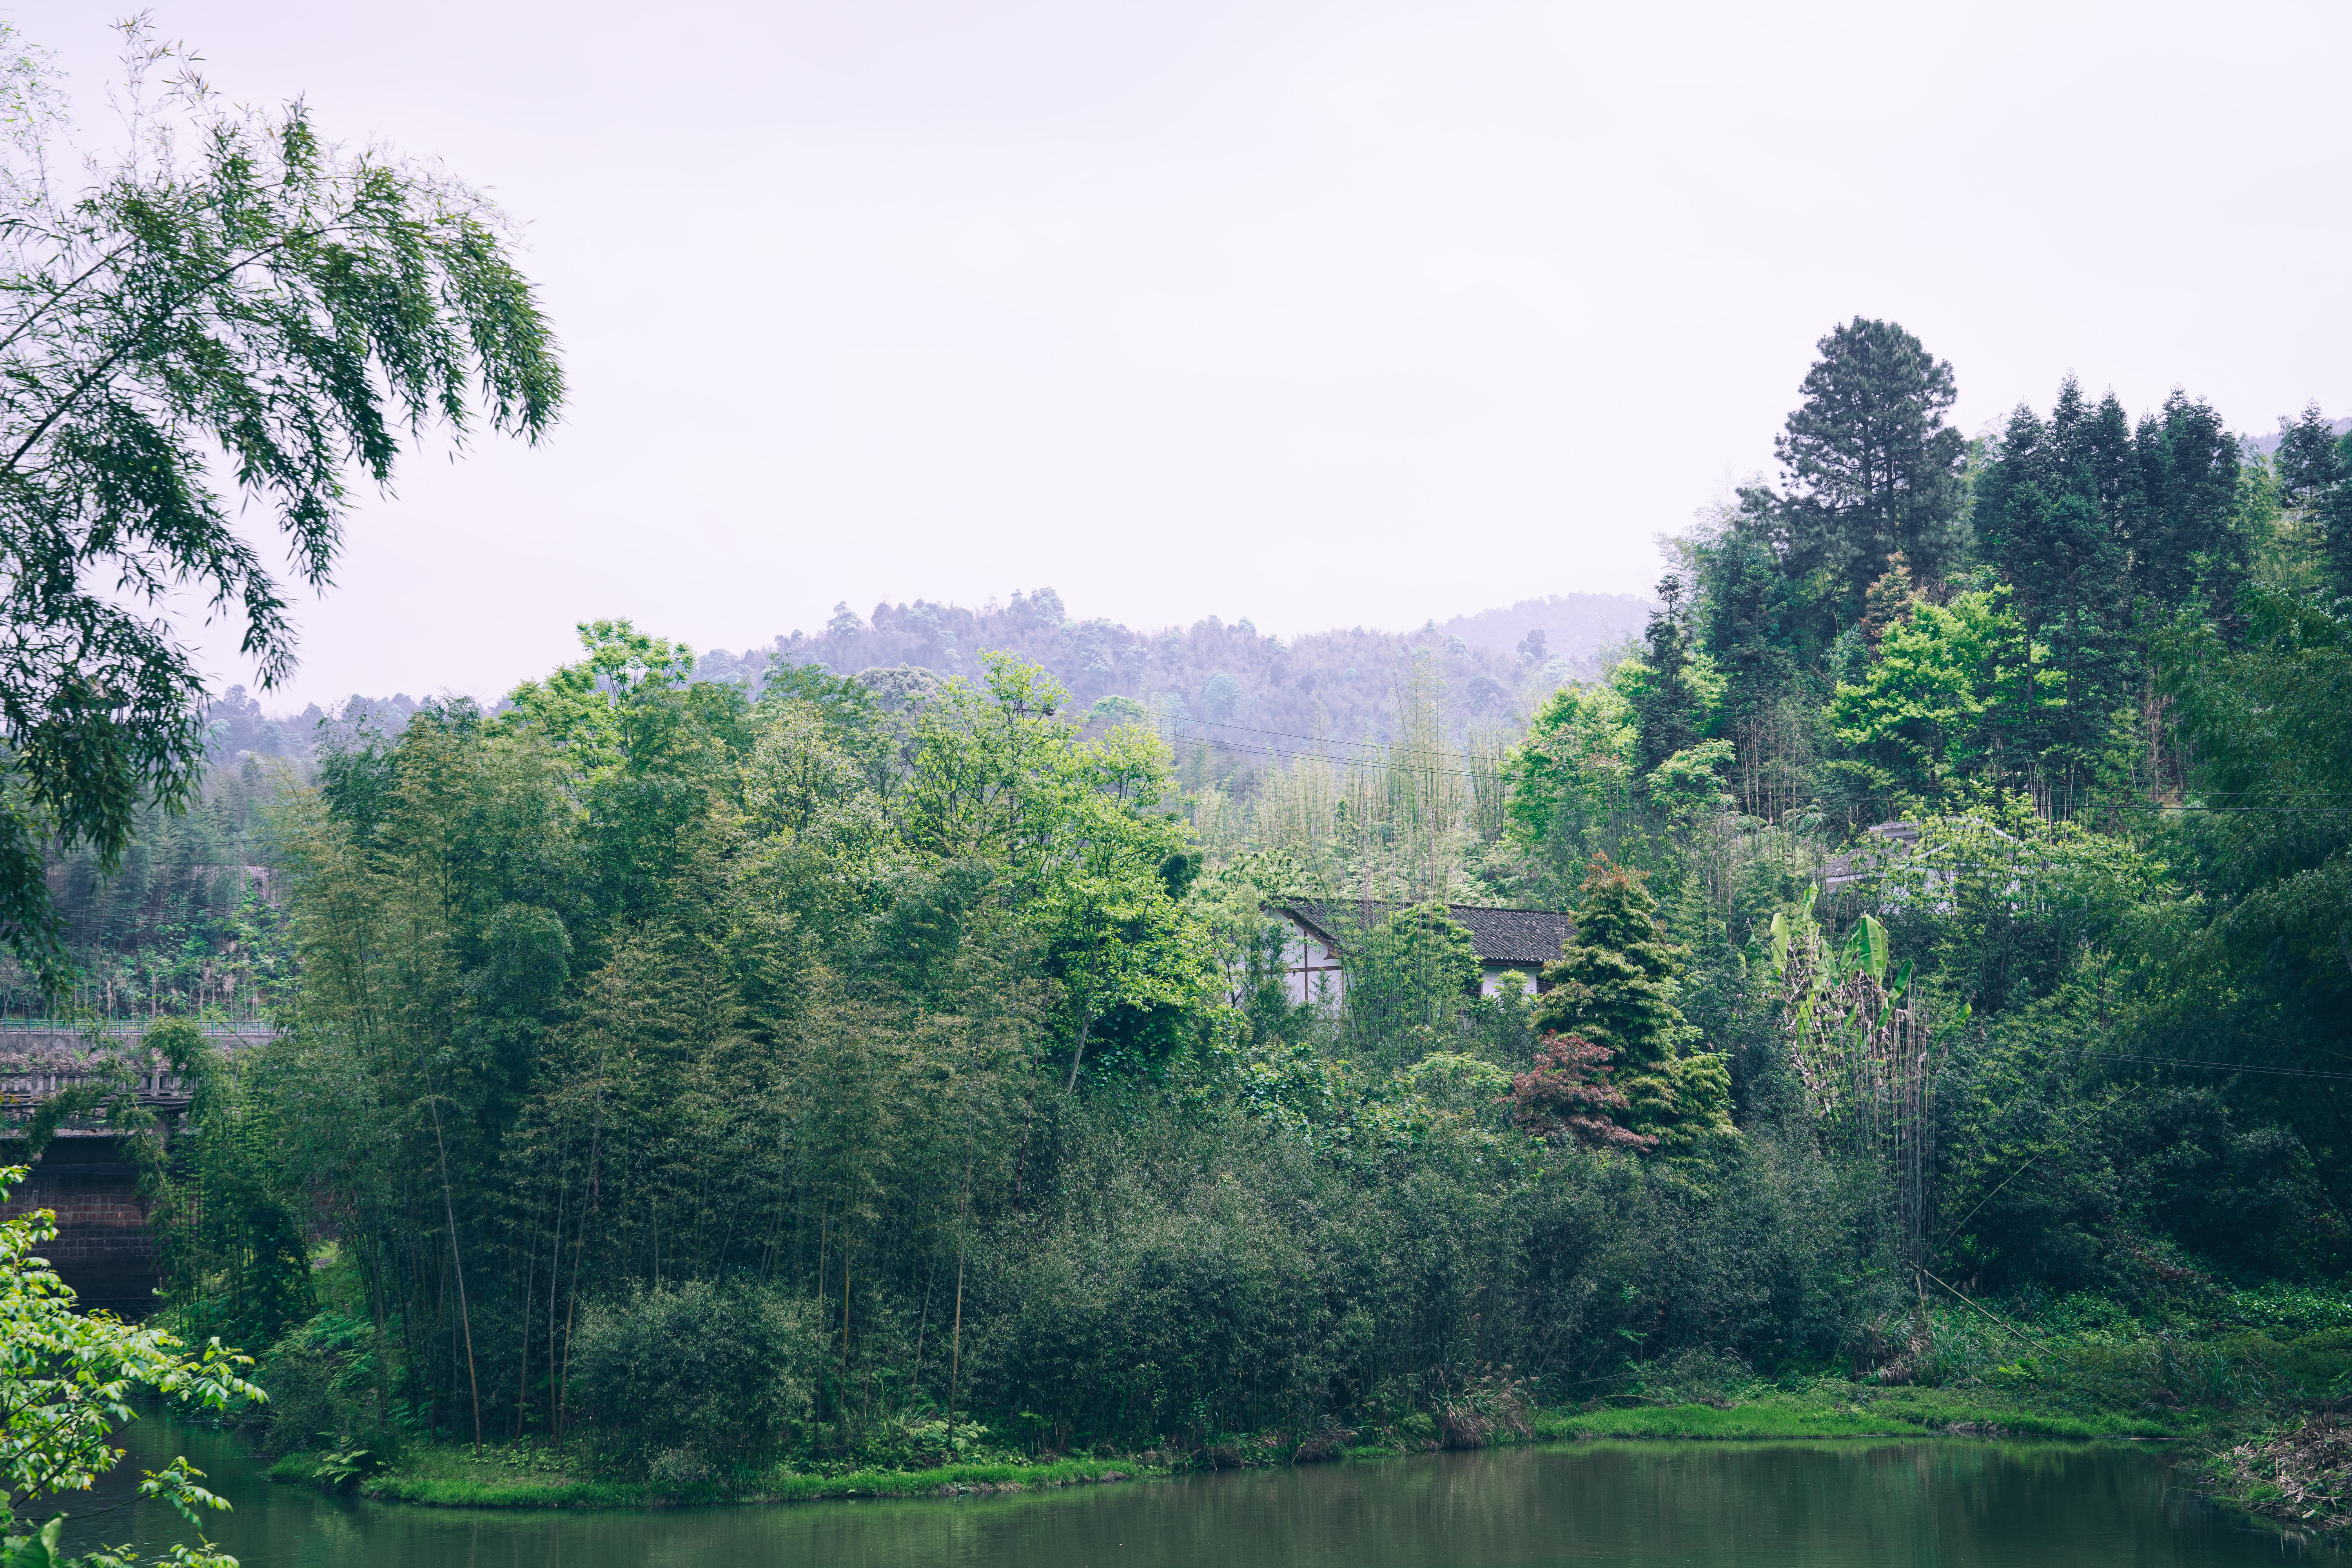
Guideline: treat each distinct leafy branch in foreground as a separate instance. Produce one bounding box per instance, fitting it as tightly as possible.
[0,1165,263,1568]
[0,15,562,978]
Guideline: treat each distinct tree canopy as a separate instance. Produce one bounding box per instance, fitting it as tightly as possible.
[0,20,561,980]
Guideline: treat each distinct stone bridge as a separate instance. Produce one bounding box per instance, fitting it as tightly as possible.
[0,1021,278,1310]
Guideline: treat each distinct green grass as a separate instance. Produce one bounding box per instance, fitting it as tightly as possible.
[1532,1398,2169,1443]
[753,1456,1137,1503]
[276,1445,1149,1509]
[262,1345,2239,1514]
[1535,1404,1911,1441]
[272,1385,2177,1511]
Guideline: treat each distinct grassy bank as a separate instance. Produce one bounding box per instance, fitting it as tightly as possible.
[266,1381,2168,1509]
[2205,1416,2352,1539]
[1530,1385,2179,1444]
[255,1284,2352,1511]
[269,1445,1146,1508]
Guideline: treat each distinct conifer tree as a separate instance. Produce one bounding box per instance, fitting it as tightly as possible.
[2130,392,2244,615]
[1534,857,1734,1153]
[1769,317,1969,624]
[2277,403,2343,507]
[1632,574,1705,775]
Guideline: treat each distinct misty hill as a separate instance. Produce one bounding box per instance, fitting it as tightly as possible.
[205,587,1655,761]
[1429,593,1651,667]
[699,586,1654,748]
[205,688,422,762]
[2242,414,2352,457]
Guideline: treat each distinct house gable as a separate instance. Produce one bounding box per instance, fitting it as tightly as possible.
[1272,902,1577,1007]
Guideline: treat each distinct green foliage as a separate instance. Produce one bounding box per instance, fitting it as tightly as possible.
[1536,858,1695,1073]
[1535,858,1733,1152]
[0,20,560,980]
[1344,904,1481,1067]
[152,1033,315,1349]
[1904,806,2159,1007]
[0,1166,260,1567]
[569,1281,823,1482]
[105,314,2352,1488]
[1766,317,1969,620]
[2138,586,2352,1200]
[1503,679,1638,860]
[1628,575,1710,774]
[1969,380,2136,796]
[1826,585,2065,808]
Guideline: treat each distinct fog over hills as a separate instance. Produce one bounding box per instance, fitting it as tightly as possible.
[206,588,1655,759]
[704,587,1653,750]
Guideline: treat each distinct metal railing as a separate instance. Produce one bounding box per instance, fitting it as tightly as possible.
[0,1018,278,1039]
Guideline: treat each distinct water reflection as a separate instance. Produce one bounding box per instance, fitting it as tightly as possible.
[54,1420,2324,1568]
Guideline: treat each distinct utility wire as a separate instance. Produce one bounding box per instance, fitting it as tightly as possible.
[1167,719,2352,814]
[2065,1049,2352,1082]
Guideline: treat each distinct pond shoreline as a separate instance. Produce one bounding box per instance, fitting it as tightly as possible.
[265,1385,2192,1512]
[98,1415,2299,1568]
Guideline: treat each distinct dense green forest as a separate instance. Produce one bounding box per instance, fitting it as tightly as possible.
[10,590,1634,1024]
[93,317,2352,1485]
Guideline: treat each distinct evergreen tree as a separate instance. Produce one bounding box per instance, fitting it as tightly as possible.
[1697,522,1805,719]
[2322,483,2352,598]
[1971,380,2137,797]
[2130,391,2244,616]
[1632,574,1704,774]
[2276,403,2352,597]
[1534,857,1733,1152]
[2276,403,2343,507]
[1768,318,1969,629]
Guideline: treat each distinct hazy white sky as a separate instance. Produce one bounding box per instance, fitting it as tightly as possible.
[16,1,2352,710]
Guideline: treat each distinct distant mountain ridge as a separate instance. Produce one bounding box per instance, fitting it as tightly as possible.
[2242,415,2352,458]
[208,588,1657,759]
[696,587,1656,747]
[1428,593,1652,666]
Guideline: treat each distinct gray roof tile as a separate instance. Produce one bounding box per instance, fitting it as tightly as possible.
[1276,902,1578,968]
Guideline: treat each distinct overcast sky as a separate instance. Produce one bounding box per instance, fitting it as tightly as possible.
[16,1,2352,711]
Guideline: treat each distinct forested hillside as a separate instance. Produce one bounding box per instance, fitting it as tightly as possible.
[697,584,1646,749]
[38,316,2352,1491]
[103,590,1639,1026]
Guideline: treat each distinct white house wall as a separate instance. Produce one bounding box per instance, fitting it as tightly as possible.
[1480,965,1536,1000]
[1283,929,1347,1009]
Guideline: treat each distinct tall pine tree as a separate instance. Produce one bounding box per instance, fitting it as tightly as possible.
[1971,378,2136,801]
[1767,318,1969,632]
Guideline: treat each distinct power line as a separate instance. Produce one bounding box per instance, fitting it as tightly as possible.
[1175,729,2352,818]
[1169,721,2352,813]
[2066,1049,2352,1082]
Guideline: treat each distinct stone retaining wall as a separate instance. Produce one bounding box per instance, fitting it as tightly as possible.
[0,1135,156,1310]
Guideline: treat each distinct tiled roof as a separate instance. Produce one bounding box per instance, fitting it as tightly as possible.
[1276,902,1577,968]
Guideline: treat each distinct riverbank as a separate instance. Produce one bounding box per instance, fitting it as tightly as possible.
[2206,1414,2352,1539]
[120,1411,2277,1568]
[272,1446,1147,1508]
[254,1282,2352,1511]
[263,1379,2182,1509]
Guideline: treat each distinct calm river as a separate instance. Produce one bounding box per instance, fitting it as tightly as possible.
[55,1421,2322,1566]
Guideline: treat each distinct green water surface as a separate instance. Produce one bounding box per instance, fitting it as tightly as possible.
[54,1421,2324,1567]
